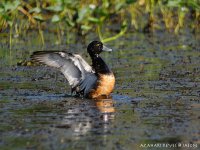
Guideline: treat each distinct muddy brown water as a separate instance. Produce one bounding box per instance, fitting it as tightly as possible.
[0,32,200,150]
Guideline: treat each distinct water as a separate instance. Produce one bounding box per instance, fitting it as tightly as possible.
[0,31,199,149]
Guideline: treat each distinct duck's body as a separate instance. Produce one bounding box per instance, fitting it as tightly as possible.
[89,73,115,98]
[31,41,115,99]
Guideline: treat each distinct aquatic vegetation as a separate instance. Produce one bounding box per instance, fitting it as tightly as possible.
[0,0,199,45]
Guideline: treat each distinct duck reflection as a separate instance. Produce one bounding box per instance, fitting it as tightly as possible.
[95,98,115,113]
[55,97,115,140]
[95,98,115,122]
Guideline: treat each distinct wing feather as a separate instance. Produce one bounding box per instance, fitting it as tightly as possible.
[31,51,97,94]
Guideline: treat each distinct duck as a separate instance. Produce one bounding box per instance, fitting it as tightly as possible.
[31,41,115,99]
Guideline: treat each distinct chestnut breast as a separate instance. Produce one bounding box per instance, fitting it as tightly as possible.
[89,73,115,99]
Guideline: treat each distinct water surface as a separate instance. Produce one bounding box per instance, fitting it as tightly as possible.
[0,32,199,149]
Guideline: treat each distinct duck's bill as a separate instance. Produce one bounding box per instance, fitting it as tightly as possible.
[102,45,112,52]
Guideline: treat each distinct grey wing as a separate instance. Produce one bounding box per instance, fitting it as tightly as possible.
[79,73,97,96]
[74,54,94,73]
[31,51,83,88]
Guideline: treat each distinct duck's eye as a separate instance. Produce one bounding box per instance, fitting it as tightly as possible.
[96,43,100,47]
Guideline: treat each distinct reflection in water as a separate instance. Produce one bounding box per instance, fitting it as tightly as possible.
[95,98,115,141]
[95,98,115,113]
[56,98,115,140]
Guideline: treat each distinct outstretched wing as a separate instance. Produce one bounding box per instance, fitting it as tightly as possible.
[31,51,95,89]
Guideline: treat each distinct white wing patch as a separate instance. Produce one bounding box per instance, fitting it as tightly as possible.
[74,54,94,73]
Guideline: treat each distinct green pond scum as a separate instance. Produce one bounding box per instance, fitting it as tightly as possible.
[0,0,200,150]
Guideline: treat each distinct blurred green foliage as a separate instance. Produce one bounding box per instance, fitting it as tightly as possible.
[0,0,199,43]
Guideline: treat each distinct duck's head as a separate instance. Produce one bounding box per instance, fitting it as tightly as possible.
[87,41,112,57]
